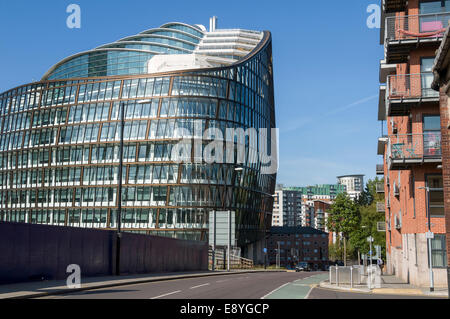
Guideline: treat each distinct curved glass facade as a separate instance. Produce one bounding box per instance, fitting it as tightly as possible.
[44,23,204,81]
[0,22,276,249]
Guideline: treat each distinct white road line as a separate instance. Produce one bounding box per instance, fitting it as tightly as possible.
[260,282,290,299]
[150,290,181,299]
[190,283,210,289]
[305,285,317,299]
[216,279,229,283]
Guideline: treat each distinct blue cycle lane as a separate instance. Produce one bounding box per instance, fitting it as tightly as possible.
[262,273,329,299]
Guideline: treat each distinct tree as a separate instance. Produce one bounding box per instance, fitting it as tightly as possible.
[348,178,386,263]
[327,193,361,266]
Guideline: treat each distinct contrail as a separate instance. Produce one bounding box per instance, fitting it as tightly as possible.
[326,94,378,116]
[281,94,378,132]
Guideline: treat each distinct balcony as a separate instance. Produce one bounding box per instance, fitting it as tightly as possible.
[386,73,439,116]
[376,202,386,213]
[376,183,385,193]
[385,12,449,63]
[376,164,384,175]
[388,133,442,170]
[377,221,387,232]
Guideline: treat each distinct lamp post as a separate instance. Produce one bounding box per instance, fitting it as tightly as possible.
[419,186,434,292]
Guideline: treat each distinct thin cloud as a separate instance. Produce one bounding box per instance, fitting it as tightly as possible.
[279,94,378,133]
[325,94,378,116]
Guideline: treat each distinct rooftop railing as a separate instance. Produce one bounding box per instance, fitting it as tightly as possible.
[387,73,439,101]
[388,133,442,160]
[386,12,450,41]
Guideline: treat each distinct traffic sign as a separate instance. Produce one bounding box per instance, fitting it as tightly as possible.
[263,248,267,254]
[426,231,434,239]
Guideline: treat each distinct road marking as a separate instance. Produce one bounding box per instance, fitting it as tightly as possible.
[190,283,210,289]
[216,279,229,283]
[305,284,318,299]
[260,282,290,299]
[150,290,181,299]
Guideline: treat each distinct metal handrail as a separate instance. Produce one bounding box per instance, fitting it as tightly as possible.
[387,73,439,100]
[388,133,442,160]
[208,248,254,269]
[386,12,450,41]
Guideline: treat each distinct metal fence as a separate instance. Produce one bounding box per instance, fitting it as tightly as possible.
[208,248,254,270]
[388,133,442,160]
[329,266,362,287]
[387,73,439,100]
[386,12,450,41]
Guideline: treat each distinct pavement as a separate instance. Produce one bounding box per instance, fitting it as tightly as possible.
[319,273,449,298]
[0,269,285,299]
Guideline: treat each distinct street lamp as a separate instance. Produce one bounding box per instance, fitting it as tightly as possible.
[418,186,434,292]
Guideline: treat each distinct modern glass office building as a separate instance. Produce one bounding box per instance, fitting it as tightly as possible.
[0,19,276,252]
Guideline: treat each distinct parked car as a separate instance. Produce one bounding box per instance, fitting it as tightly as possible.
[295,262,312,272]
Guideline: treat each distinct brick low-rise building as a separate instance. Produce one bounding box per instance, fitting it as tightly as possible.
[268,226,329,270]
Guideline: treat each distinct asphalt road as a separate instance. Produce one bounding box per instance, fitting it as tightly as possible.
[43,271,321,299]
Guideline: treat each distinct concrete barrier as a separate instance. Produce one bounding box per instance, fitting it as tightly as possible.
[0,222,208,284]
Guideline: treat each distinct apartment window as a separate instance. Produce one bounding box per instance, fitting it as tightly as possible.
[423,115,441,157]
[420,1,450,14]
[426,175,444,217]
[430,235,447,268]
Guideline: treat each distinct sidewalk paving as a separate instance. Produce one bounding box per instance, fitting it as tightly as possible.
[319,274,448,298]
[0,269,285,299]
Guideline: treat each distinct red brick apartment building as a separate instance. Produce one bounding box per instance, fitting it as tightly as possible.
[268,227,329,270]
[431,25,450,292]
[378,0,448,287]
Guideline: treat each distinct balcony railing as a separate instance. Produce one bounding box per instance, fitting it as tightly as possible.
[376,164,384,175]
[376,183,385,193]
[387,73,439,101]
[388,133,442,160]
[376,202,386,213]
[386,12,450,41]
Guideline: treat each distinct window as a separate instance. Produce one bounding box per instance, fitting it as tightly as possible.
[423,115,441,157]
[430,234,447,268]
[419,1,450,32]
[420,0,450,14]
[427,175,444,217]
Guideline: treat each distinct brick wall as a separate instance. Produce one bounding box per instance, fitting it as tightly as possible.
[439,87,450,267]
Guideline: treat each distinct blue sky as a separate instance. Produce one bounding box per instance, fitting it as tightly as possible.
[0,0,383,187]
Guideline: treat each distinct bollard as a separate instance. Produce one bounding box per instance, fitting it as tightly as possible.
[336,266,339,286]
[350,267,353,288]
